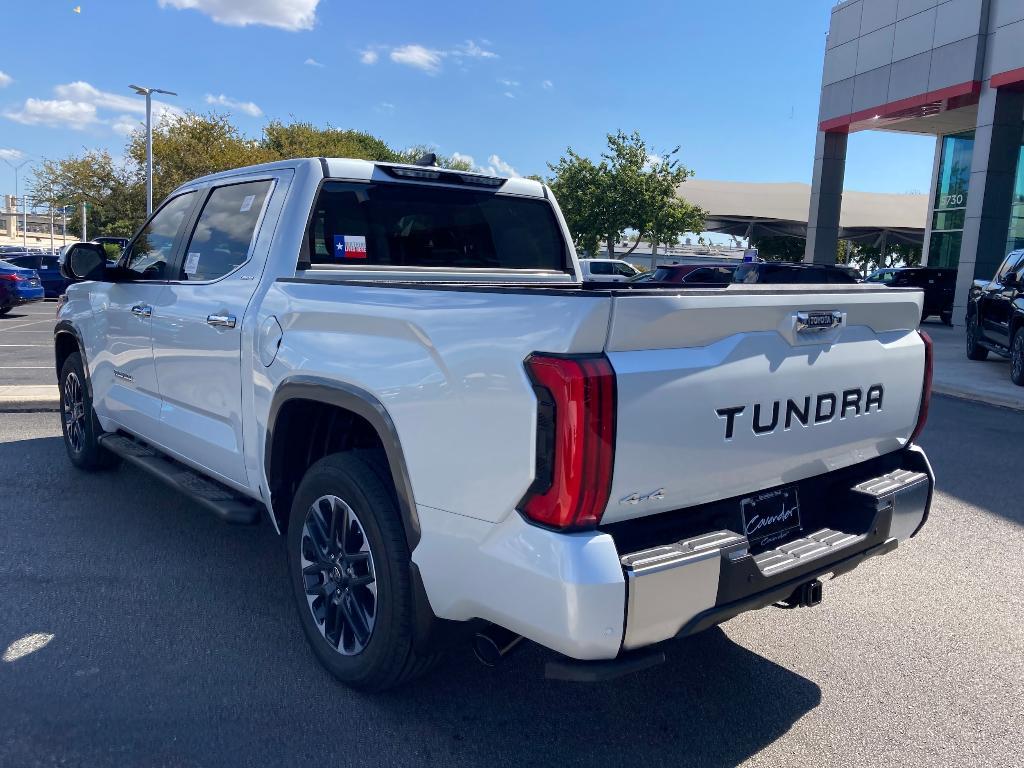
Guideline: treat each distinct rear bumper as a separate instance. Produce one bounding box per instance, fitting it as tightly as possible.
[412,446,933,661]
[4,290,45,306]
[621,444,933,651]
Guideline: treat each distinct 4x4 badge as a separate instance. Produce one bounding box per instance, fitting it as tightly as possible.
[620,488,665,505]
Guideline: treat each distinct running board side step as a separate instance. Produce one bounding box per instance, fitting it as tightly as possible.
[98,433,263,524]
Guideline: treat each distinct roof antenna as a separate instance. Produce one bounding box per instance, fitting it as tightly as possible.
[414,152,438,167]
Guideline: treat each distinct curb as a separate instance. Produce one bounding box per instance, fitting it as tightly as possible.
[0,398,61,412]
[932,384,1024,412]
[0,386,61,413]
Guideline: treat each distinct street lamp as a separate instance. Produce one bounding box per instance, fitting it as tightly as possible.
[1,155,32,249]
[129,84,177,216]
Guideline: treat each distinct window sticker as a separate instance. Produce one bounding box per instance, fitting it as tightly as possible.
[184,252,201,275]
[332,234,368,259]
[239,195,256,213]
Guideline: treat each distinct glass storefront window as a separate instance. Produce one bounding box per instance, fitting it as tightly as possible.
[934,131,974,210]
[1006,144,1024,253]
[928,130,975,269]
[929,230,963,269]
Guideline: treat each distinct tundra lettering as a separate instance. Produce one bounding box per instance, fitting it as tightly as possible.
[717,384,885,439]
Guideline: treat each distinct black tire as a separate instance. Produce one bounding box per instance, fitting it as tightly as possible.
[1011,329,1024,387]
[0,306,11,316]
[286,452,439,691]
[965,315,989,361]
[59,352,120,471]
[941,311,953,326]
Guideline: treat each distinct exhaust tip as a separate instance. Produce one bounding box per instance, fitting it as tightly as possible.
[472,625,523,667]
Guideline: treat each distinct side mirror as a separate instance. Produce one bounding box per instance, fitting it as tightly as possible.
[60,242,108,282]
[1003,272,1019,287]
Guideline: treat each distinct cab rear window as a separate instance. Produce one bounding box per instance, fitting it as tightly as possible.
[306,181,569,272]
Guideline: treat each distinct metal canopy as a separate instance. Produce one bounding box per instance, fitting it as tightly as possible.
[679,179,929,247]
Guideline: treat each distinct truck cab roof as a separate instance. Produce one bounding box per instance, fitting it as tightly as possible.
[179,157,546,199]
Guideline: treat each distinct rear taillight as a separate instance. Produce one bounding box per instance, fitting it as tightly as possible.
[909,330,933,443]
[519,353,616,530]
[0,274,23,282]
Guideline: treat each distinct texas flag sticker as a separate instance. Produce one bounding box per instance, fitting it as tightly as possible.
[333,234,367,259]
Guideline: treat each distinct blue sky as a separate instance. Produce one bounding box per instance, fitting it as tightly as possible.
[1,0,935,195]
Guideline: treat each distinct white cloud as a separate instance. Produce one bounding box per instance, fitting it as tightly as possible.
[158,0,320,31]
[390,44,443,74]
[304,57,324,67]
[376,102,395,114]
[111,114,140,136]
[499,78,519,87]
[481,154,519,177]
[503,91,515,99]
[0,71,12,88]
[55,81,148,115]
[541,79,553,90]
[451,152,519,178]
[381,40,497,75]
[452,40,497,59]
[0,148,25,162]
[205,93,263,117]
[3,98,99,129]
[360,49,379,65]
[2,81,182,133]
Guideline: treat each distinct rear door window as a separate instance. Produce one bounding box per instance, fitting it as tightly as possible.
[588,262,612,275]
[307,181,569,272]
[177,180,273,281]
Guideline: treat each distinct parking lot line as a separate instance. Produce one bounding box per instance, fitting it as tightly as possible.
[0,320,56,332]
[0,344,50,348]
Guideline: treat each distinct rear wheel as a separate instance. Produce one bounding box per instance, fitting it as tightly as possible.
[286,452,439,691]
[965,315,989,361]
[0,306,11,316]
[941,310,953,326]
[59,352,119,471]
[1011,329,1024,386]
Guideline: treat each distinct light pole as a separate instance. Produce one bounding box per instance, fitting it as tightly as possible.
[2,155,31,248]
[129,84,177,216]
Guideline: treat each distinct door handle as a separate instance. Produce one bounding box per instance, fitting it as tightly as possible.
[206,313,237,329]
[131,304,152,318]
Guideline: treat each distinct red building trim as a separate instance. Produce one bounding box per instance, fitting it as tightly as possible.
[819,80,981,133]
[991,67,1024,91]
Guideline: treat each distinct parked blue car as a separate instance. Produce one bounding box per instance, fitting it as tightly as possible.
[0,259,45,315]
[3,252,70,298]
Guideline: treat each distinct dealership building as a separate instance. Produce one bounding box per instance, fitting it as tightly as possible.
[807,0,1024,324]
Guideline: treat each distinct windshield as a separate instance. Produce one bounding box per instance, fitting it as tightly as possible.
[307,181,570,271]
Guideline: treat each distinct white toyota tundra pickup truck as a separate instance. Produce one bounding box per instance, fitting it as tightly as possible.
[55,157,935,690]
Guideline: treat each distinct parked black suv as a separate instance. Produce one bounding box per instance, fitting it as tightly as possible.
[732,262,859,284]
[866,267,956,325]
[966,249,1024,386]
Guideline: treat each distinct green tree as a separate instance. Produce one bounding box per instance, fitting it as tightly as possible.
[31,149,142,238]
[30,112,479,238]
[548,131,704,261]
[752,235,806,262]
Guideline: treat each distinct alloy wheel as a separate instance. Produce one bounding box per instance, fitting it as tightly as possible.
[299,494,377,656]
[62,371,86,454]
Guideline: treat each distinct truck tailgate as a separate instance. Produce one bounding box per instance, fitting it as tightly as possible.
[602,286,926,524]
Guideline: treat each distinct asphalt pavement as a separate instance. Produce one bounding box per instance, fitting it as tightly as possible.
[0,397,1021,768]
[0,300,58,386]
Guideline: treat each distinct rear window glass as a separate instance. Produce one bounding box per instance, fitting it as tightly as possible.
[307,181,568,271]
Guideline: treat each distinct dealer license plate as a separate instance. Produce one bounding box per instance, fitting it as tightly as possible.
[740,486,801,547]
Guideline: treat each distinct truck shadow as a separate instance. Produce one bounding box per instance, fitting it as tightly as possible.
[3,432,817,768]
[382,629,821,768]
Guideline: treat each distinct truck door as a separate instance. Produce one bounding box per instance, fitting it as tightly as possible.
[89,191,198,439]
[981,251,1024,346]
[149,172,290,488]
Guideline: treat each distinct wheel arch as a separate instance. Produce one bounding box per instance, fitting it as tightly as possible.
[54,321,90,397]
[264,376,420,549]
